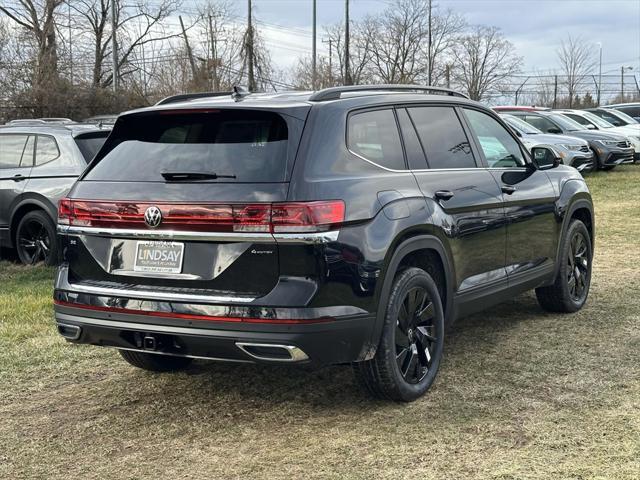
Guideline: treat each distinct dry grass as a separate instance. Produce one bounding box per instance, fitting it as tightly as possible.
[1,166,639,479]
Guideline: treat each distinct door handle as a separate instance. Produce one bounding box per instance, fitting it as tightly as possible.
[501,185,516,195]
[434,190,455,201]
[11,174,26,182]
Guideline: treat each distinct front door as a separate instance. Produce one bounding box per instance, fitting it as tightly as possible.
[460,108,559,279]
[398,106,507,293]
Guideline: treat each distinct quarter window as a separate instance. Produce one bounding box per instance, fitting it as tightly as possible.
[0,134,30,169]
[408,106,476,169]
[35,135,60,165]
[463,109,525,168]
[347,109,405,170]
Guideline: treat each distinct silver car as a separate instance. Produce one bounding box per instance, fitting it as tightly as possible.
[500,114,594,173]
[0,122,110,264]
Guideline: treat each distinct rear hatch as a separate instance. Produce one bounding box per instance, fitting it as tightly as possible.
[61,107,308,298]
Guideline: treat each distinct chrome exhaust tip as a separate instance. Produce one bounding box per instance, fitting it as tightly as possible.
[236,342,309,362]
[57,323,82,340]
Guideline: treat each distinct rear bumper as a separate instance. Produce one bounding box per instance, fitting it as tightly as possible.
[54,299,375,366]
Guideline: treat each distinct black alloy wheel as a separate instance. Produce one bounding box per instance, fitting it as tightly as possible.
[395,286,438,384]
[566,229,590,303]
[15,211,57,266]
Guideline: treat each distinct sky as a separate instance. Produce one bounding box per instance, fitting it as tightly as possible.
[181,0,640,78]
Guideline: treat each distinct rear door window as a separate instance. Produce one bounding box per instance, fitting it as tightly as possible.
[408,106,476,169]
[347,109,405,170]
[0,134,30,168]
[35,135,60,165]
[85,110,294,182]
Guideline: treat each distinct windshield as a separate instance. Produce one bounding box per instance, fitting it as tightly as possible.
[582,111,614,129]
[549,113,586,131]
[84,110,293,183]
[502,114,542,134]
[74,132,109,162]
[608,109,638,125]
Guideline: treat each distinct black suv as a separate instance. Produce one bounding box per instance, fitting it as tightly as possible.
[0,122,110,264]
[54,85,594,401]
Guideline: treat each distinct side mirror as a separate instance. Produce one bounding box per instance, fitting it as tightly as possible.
[531,146,561,170]
[547,127,562,134]
[586,124,597,130]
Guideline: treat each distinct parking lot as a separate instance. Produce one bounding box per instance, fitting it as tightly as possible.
[0,165,638,479]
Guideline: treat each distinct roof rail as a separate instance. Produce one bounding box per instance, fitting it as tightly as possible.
[155,91,232,106]
[308,84,469,102]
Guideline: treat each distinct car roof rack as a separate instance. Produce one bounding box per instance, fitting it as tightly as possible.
[155,91,233,106]
[308,84,469,102]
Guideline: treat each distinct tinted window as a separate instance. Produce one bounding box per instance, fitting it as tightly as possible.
[35,135,60,165]
[598,110,625,126]
[396,109,427,169]
[565,113,593,127]
[549,113,585,131]
[408,106,475,169]
[464,109,525,168]
[522,115,560,133]
[86,110,292,182]
[74,133,109,162]
[0,134,29,168]
[348,109,405,170]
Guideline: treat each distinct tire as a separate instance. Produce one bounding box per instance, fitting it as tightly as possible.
[536,219,592,313]
[15,210,58,266]
[353,267,445,402]
[119,350,193,372]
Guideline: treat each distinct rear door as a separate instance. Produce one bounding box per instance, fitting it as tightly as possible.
[63,108,305,297]
[461,107,559,279]
[0,134,34,233]
[400,105,507,293]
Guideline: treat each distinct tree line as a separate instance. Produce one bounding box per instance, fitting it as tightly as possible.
[0,0,635,122]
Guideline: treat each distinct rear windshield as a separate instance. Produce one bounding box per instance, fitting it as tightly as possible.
[84,110,292,183]
[74,132,109,162]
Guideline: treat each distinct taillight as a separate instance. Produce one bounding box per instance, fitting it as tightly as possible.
[271,201,345,233]
[57,199,345,234]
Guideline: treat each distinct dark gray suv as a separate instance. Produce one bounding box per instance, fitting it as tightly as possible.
[0,122,110,264]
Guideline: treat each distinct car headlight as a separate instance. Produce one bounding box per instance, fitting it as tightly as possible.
[560,144,584,151]
[596,139,621,147]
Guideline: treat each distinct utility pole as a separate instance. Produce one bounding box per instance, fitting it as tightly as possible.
[111,0,117,92]
[344,0,352,85]
[597,42,602,106]
[445,64,450,89]
[553,75,558,109]
[179,15,198,82]
[312,0,317,90]
[247,0,256,91]
[68,2,73,85]
[322,38,333,86]
[427,0,432,86]
[209,15,220,91]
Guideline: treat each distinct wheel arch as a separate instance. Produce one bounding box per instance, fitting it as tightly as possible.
[9,195,57,247]
[365,234,454,359]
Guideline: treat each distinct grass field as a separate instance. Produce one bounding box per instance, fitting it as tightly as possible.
[1,167,639,479]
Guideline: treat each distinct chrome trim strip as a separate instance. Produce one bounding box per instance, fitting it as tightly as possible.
[58,225,274,243]
[58,225,340,244]
[61,280,257,304]
[236,342,309,362]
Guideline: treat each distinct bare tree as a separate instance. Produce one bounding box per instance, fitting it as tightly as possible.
[290,54,333,89]
[423,0,465,86]
[0,0,64,93]
[362,0,426,84]
[557,35,595,108]
[451,25,522,101]
[325,22,372,85]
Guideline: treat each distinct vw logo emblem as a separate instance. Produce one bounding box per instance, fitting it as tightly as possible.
[144,206,162,228]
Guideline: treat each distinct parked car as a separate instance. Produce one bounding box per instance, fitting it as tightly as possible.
[500,113,594,172]
[0,122,110,265]
[606,102,640,122]
[495,107,634,170]
[555,109,640,162]
[586,107,640,130]
[54,85,594,402]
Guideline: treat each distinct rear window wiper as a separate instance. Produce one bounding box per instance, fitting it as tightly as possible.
[161,171,237,181]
